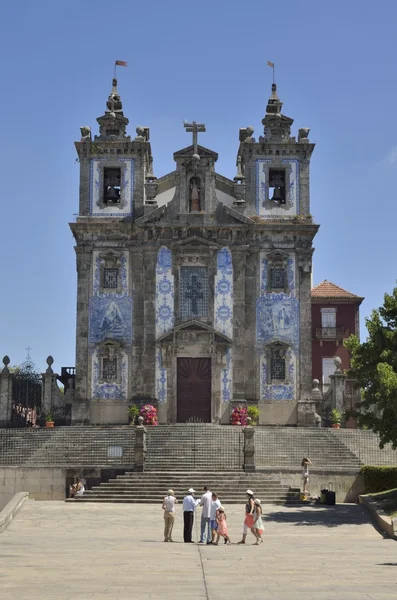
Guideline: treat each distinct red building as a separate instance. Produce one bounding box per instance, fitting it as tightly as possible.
[311,280,364,391]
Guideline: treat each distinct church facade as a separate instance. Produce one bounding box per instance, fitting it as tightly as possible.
[70,79,318,425]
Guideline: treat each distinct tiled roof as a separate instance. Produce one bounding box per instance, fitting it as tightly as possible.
[311,280,364,300]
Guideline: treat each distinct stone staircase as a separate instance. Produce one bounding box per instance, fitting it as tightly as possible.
[254,427,363,470]
[0,427,135,467]
[74,471,300,504]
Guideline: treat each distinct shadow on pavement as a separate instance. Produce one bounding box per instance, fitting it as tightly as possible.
[264,504,370,528]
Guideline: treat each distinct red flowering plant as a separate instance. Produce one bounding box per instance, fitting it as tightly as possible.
[230,405,248,426]
[140,404,158,426]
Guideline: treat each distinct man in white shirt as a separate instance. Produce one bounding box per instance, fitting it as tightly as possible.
[199,486,212,544]
[182,488,199,543]
[210,492,221,543]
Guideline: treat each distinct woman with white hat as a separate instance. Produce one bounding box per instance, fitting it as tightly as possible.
[237,489,255,544]
[162,489,177,542]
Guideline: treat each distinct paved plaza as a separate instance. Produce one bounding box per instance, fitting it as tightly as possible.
[0,500,396,600]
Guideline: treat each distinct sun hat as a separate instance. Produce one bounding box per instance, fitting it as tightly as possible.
[188,488,196,494]
[167,489,174,495]
[246,489,254,495]
[219,506,225,512]
[254,498,261,505]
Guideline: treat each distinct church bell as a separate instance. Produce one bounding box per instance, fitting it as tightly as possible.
[105,186,120,203]
[270,187,282,204]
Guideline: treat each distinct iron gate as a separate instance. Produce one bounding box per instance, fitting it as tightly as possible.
[10,362,43,428]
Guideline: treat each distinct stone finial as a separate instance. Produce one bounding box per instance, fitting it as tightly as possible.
[95,77,130,141]
[298,128,310,143]
[137,415,144,426]
[135,126,150,142]
[80,126,91,141]
[2,355,10,373]
[239,126,255,143]
[261,83,294,142]
[334,356,342,373]
[311,378,323,401]
[46,355,54,374]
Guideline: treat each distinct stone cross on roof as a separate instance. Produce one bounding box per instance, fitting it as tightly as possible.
[183,121,206,154]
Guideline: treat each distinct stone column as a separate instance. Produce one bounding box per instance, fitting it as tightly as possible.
[329,357,346,414]
[134,417,147,471]
[72,249,91,424]
[0,356,12,427]
[243,422,255,472]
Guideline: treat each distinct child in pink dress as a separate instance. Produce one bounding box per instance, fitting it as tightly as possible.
[214,506,231,545]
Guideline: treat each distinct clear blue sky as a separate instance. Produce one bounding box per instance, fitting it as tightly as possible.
[0,0,396,373]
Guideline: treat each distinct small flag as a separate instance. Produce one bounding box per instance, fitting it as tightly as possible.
[115,60,128,67]
[267,60,274,68]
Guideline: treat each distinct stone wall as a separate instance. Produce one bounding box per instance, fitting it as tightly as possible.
[0,467,66,511]
[257,468,364,503]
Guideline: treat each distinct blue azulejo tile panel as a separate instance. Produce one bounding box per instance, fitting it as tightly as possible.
[260,348,296,401]
[89,251,133,400]
[89,157,134,217]
[156,247,174,338]
[260,253,296,296]
[89,296,133,345]
[221,347,233,402]
[89,251,132,346]
[91,351,128,400]
[156,347,167,403]
[256,294,299,350]
[256,159,299,217]
[214,248,233,339]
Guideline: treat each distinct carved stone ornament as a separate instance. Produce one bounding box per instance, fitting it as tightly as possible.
[298,255,312,273]
[298,128,310,143]
[2,355,10,373]
[80,126,92,141]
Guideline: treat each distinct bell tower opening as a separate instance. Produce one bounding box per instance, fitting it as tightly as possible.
[103,167,121,204]
[269,168,286,204]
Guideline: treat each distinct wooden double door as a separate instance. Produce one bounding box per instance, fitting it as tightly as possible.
[177,357,212,423]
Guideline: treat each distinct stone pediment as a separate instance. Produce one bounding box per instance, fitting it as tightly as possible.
[156,320,232,344]
[171,235,220,250]
[173,144,218,160]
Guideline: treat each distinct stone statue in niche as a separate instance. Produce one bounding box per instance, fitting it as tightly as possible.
[189,177,201,212]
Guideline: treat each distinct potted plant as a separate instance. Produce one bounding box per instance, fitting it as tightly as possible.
[128,404,140,425]
[140,404,158,426]
[230,406,248,426]
[247,405,260,425]
[45,413,54,428]
[330,409,341,429]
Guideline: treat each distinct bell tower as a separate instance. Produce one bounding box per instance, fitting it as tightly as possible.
[236,83,318,423]
[70,78,153,424]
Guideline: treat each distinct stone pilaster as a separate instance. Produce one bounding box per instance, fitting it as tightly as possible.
[72,248,91,424]
[231,248,247,401]
[297,252,314,401]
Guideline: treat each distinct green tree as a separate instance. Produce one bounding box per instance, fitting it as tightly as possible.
[345,285,397,448]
